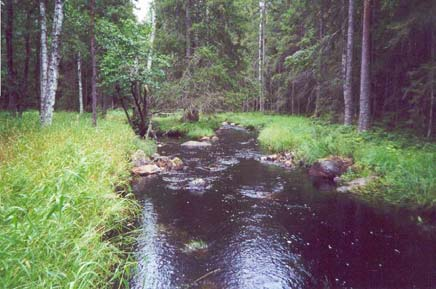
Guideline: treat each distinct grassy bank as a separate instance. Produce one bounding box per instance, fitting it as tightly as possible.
[155,112,436,206]
[153,113,220,139]
[0,111,153,289]
[221,113,436,206]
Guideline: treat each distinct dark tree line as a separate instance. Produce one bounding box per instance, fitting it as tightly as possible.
[2,0,436,137]
[154,0,435,136]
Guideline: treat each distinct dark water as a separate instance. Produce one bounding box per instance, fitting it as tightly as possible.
[132,125,436,289]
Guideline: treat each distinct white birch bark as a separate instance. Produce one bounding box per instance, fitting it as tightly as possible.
[147,2,156,70]
[40,0,64,126]
[77,52,84,114]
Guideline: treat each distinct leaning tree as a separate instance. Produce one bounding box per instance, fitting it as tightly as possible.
[98,18,165,137]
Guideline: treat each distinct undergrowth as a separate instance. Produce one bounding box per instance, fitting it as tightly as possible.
[0,111,153,289]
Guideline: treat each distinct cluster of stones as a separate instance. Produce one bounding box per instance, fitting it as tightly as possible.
[131,150,184,176]
[308,156,376,193]
[259,152,376,193]
[260,152,298,168]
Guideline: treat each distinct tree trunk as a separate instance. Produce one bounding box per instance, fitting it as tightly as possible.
[344,0,355,125]
[258,0,266,112]
[147,2,156,70]
[20,10,32,115]
[77,52,84,114]
[291,81,295,114]
[314,0,324,117]
[6,0,17,115]
[40,0,64,126]
[39,0,48,121]
[90,0,97,126]
[428,29,435,138]
[358,0,371,132]
[185,0,192,61]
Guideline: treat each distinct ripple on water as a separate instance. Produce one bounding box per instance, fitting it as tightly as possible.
[133,128,436,289]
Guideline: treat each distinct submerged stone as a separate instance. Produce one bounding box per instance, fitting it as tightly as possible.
[189,178,206,187]
[181,141,212,148]
[337,176,376,193]
[182,239,208,254]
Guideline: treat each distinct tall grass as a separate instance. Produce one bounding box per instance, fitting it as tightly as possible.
[153,113,220,139]
[219,112,436,206]
[0,111,152,288]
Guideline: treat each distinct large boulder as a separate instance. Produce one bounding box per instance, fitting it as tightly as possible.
[181,141,212,148]
[309,156,352,180]
[131,164,162,176]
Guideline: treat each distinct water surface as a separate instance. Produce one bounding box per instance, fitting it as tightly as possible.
[132,125,436,289]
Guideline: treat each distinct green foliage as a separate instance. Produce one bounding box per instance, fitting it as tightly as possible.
[220,113,436,206]
[0,111,154,288]
[154,0,254,112]
[98,18,165,91]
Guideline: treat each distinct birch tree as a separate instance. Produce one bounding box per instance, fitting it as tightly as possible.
[40,0,64,126]
[147,2,157,70]
[77,52,84,114]
[358,0,371,132]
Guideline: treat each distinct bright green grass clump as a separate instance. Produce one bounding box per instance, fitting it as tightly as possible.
[0,111,153,289]
[153,113,220,139]
[219,112,436,206]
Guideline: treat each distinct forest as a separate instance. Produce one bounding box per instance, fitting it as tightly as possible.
[1,0,436,288]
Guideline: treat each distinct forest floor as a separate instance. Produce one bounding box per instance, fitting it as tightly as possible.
[154,112,436,208]
[0,111,154,289]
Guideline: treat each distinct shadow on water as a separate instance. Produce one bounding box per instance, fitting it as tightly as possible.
[131,125,436,289]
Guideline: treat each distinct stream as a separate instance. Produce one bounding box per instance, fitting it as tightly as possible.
[131,125,436,289]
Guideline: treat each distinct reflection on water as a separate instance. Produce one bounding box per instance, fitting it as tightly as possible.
[131,126,436,289]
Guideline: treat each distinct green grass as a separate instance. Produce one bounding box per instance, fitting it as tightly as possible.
[153,113,221,139]
[218,112,436,207]
[0,111,154,289]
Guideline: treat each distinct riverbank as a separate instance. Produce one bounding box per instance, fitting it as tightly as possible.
[154,112,436,207]
[0,111,154,288]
